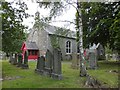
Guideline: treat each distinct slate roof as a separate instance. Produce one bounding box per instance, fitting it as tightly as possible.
[25,42,39,50]
[38,22,76,38]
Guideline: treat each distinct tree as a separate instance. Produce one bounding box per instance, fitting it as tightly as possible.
[2,1,30,54]
[80,2,120,54]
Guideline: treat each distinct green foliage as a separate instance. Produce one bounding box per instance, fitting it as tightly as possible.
[2,1,30,53]
[50,35,60,49]
[80,2,120,53]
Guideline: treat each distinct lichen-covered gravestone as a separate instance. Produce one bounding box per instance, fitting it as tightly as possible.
[52,48,62,80]
[88,49,97,69]
[22,51,29,69]
[17,53,23,67]
[44,50,53,76]
[11,53,17,65]
[35,56,45,75]
[9,54,13,63]
[71,52,79,69]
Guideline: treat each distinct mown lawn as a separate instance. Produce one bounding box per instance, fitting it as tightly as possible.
[2,60,119,88]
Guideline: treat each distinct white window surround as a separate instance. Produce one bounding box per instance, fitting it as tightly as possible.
[65,40,72,54]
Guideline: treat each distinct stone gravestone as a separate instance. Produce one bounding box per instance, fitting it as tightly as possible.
[88,49,97,69]
[11,53,17,65]
[51,48,62,80]
[17,53,23,67]
[35,56,45,75]
[71,52,79,69]
[22,51,29,69]
[44,50,53,76]
[14,53,18,65]
[9,53,13,63]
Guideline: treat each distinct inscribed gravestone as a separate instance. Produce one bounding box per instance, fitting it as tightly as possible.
[44,50,53,76]
[9,54,13,63]
[22,51,29,69]
[88,49,97,69]
[52,48,62,80]
[17,53,23,67]
[71,52,79,69]
[35,56,45,75]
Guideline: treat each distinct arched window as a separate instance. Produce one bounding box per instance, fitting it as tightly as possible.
[66,40,72,54]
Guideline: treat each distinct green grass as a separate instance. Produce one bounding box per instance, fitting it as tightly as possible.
[2,60,119,88]
[88,60,119,88]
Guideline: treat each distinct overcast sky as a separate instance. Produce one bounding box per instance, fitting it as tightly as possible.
[5,0,77,31]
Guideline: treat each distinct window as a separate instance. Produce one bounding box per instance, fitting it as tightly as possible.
[77,43,80,53]
[66,40,72,54]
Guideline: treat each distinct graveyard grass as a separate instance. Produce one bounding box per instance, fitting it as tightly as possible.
[2,60,119,88]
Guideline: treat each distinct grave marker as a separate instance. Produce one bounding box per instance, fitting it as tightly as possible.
[22,51,29,69]
[44,50,53,76]
[52,48,62,80]
[88,49,97,69]
[35,56,45,75]
[71,52,79,69]
[17,53,23,67]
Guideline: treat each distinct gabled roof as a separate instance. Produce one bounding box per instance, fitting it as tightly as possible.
[21,42,39,50]
[33,22,76,39]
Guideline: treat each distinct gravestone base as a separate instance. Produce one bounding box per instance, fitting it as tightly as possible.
[35,69,45,75]
[16,63,22,67]
[44,68,52,77]
[11,58,17,65]
[21,64,29,69]
[51,73,62,80]
[88,66,97,70]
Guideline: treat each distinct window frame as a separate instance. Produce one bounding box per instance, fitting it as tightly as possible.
[65,40,72,54]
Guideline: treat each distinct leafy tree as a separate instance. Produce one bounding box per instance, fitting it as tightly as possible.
[80,2,120,54]
[2,1,30,54]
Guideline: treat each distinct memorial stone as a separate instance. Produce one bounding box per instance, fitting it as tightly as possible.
[52,48,62,80]
[88,49,97,69]
[22,51,29,69]
[44,50,53,76]
[17,53,23,67]
[35,56,45,75]
[71,52,79,69]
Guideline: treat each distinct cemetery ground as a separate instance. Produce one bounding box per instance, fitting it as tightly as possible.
[2,60,119,88]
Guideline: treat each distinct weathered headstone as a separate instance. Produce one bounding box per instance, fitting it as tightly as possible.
[17,53,23,67]
[9,53,13,63]
[35,56,45,75]
[88,49,97,69]
[14,53,18,65]
[10,53,17,65]
[22,51,29,69]
[44,50,53,76]
[52,48,62,80]
[71,52,79,69]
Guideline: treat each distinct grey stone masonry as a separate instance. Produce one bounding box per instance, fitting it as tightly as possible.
[52,48,62,80]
